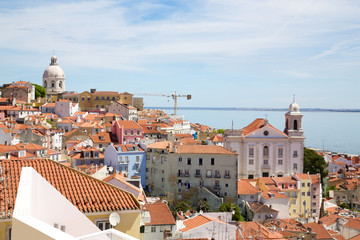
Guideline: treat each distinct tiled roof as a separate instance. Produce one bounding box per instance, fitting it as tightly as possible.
[241,118,288,137]
[147,141,173,150]
[180,215,221,232]
[261,191,289,199]
[143,202,175,226]
[295,173,311,180]
[0,159,139,219]
[179,138,201,145]
[176,145,237,155]
[116,120,142,129]
[319,214,345,227]
[310,174,320,184]
[344,218,360,230]
[304,223,332,239]
[248,202,278,213]
[350,234,360,240]
[209,135,224,142]
[238,180,259,195]
[93,91,119,96]
[90,132,111,143]
[43,102,56,107]
[239,222,286,240]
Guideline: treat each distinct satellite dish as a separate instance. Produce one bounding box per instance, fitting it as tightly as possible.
[199,210,203,214]
[109,166,113,172]
[109,212,120,227]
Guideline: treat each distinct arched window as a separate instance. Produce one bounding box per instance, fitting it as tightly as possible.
[59,81,63,88]
[263,146,269,157]
[294,120,298,130]
[51,81,55,88]
[44,81,47,88]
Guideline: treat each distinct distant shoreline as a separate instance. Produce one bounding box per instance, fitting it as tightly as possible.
[145,106,360,113]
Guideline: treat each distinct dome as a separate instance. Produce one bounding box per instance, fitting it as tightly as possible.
[288,96,300,112]
[43,55,65,78]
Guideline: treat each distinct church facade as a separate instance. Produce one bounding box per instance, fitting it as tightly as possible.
[224,99,305,179]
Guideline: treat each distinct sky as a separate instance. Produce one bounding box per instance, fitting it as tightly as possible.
[0,0,359,109]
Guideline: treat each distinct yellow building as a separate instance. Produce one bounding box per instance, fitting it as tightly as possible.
[258,174,314,219]
[0,159,141,240]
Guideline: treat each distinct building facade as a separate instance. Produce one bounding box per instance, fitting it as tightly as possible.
[224,99,305,179]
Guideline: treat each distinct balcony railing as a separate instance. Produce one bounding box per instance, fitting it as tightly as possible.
[195,174,202,178]
[213,185,221,189]
[224,175,231,179]
[184,173,190,177]
[206,174,212,178]
[214,174,221,178]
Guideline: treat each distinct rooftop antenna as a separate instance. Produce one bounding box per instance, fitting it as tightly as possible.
[232,120,234,130]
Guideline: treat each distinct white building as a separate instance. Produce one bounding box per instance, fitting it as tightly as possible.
[108,101,138,121]
[55,99,78,118]
[224,99,305,179]
[43,55,66,95]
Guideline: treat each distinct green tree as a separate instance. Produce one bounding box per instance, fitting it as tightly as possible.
[217,203,245,222]
[32,83,46,99]
[303,148,328,182]
[197,200,210,212]
[174,201,192,213]
[217,129,225,135]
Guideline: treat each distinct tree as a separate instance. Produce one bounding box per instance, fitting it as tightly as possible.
[303,147,328,182]
[32,83,46,99]
[174,201,192,213]
[197,200,210,212]
[217,203,245,222]
[217,129,225,135]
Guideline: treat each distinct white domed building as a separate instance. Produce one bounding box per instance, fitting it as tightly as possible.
[43,55,65,95]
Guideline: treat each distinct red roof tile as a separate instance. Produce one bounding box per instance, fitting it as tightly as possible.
[143,202,175,225]
[304,223,332,239]
[0,159,140,219]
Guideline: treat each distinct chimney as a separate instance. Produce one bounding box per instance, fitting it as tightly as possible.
[90,89,96,93]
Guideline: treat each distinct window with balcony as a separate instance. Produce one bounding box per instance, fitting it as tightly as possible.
[195,169,201,177]
[96,96,99,100]
[214,170,220,178]
[178,170,183,177]
[224,170,230,178]
[125,156,129,163]
[184,169,189,176]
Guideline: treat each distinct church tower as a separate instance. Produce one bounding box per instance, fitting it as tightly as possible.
[284,96,304,137]
[43,54,66,95]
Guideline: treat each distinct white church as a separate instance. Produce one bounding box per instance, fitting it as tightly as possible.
[224,99,305,179]
[43,54,66,95]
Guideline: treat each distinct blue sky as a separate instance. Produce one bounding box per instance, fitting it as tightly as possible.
[0,0,359,109]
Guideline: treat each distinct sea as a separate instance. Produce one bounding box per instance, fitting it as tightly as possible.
[161,109,360,156]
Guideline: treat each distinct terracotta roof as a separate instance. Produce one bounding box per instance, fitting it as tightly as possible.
[295,173,311,180]
[261,191,289,199]
[147,141,173,150]
[176,145,237,155]
[304,223,332,239]
[344,218,360,230]
[116,120,142,129]
[239,222,286,240]
[90,132,111,143]
[238,180,259,195]
[93,91,119,96]
[319,214,345,227]
[248,202,278,213]
[179,138,201,145]
[209,135,224,142]
[349,234,360,240]
[241,118,288,137]
[310,174,320,184]
[0,159,139,219]
[180,215,221,232]
[42,103,55,108]
[143,202,175,225]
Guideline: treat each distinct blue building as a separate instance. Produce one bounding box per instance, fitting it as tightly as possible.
[104,144,146,187]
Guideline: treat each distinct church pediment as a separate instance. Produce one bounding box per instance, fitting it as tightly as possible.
[244,124,288,139]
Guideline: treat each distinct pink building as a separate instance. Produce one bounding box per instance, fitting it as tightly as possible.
[112,120,143,144]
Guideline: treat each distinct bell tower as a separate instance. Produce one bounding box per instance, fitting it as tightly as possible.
[284,96,304,137]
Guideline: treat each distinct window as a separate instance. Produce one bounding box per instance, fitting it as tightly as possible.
[87,97,90,102]
[206,170,212,177]
[292,192,297,198]
[199,158,203,165]
[262,172,269,177]
[302,183,305,187]
[82,97,85,101]
[96,105,99,109]
[178,157,182,162]
[293,163,298,170]
[195,169,201,177]
[107,96,110,100]
[125,130,128,135]
[294,120,298,130]
[146,168,149,172]
[224,170,230,178]
[101,105,104,108]
[161,178,164,182]
[151,226,156,232]
[313,202,316,206]
[249,148,254,157]
[278,159,283,165]
[293,151,298,158]
[302,192,305,196]
[225,184,228,187]
[112,97,115,100]
[249,159,254,165]
[248,174,254,179]
[307,183,310,187]
[125,156,129,163]
[263,146,269,157]
[184,169,189,176]
[211,158,215,165]
[215,170,220,178]
[312,209,316,213]
[101,96,105,100]
[96,96,99,100]
[278,148,283,158]
[96,220,110,230]
[307,191,310,196]
[264,159,268,165]
[187,158,191,165]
